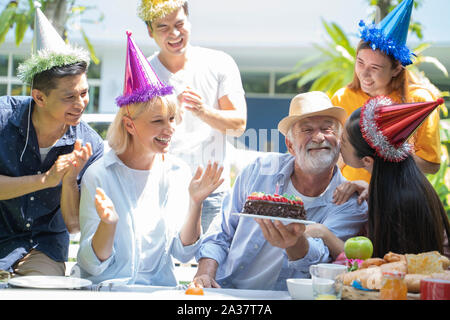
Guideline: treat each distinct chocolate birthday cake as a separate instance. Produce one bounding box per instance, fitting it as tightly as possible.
[242,192,306,220]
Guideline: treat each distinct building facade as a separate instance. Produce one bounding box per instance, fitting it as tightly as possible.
[1,0,449,153]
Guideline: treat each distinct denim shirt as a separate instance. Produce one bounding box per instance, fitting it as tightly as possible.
[0,96,104,265]
[197,152,368,291]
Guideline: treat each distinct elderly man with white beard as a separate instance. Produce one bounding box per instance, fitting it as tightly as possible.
[191,91,368,291]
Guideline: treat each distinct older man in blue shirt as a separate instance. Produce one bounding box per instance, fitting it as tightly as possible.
[193,91,368,291]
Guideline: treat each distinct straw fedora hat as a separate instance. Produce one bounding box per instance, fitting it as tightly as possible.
[278,91,347,136]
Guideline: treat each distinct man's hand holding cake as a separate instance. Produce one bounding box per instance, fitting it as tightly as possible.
[192,92,368,290]
[244,192,309,260]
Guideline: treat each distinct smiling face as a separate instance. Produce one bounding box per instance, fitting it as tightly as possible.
[355,48,402,97]
[125,98,177,155]
[148,7,191,59]
[287,116,341,174]
[38,73,89,127]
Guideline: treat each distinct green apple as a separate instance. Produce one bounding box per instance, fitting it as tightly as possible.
[344,236,373,260]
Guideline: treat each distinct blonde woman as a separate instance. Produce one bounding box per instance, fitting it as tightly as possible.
[74,31,224,285]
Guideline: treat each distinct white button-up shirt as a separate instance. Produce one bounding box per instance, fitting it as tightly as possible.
[75,150,200,286]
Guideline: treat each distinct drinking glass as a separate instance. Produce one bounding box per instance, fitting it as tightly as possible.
[309,263,347,300]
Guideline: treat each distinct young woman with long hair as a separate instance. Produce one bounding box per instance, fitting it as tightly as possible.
[306,102,450,259]
[343,108,450,258]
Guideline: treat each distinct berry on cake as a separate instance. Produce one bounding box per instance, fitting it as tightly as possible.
[242,192,306,220]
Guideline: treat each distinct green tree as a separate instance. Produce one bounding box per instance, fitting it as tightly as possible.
[278,0,449,218]
[0,0,103,64]
[278,0,448,103]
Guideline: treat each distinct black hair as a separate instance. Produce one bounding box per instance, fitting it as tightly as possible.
[346,108,450,257]
[32,61,88,95]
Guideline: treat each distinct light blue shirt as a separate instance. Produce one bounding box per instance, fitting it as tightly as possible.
[74,150,200,286]
[197,152,368,291]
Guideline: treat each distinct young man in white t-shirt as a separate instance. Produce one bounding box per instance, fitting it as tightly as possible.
[137,0,247,232]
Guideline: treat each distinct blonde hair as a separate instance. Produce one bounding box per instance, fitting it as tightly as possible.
[107,95,178,155]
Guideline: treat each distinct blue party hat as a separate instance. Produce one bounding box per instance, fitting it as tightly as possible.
[359,0,415,66]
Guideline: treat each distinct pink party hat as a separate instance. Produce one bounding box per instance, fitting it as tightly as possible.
[116,30,173,107]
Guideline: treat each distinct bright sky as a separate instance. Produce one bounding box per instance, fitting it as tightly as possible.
[72,0,450,46]
[4,0,449,48]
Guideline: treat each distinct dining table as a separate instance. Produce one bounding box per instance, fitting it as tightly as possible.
[1,279,433,320]
[0,280,292,300]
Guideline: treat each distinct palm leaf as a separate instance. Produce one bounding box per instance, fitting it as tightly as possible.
[0,2,17,45]
[335,45,355,63]
[415,56,448,77]
[310,72,339,92]
[322,19,340,43]
[312,43,339,59]
[412,42,431,56]
[296,66,327,88]
[441,120,450,143]
[292,53,321,70]
[14,13,28,46]
[80,27,100,64]
[278,69,310,85]
[328,20,356,56]
[328,73,347,95]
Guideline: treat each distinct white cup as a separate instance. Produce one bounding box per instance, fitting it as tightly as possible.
[286,278,313,300]
[309,263,347,300]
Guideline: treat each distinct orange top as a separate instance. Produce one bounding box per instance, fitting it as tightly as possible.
[331,86,442,183]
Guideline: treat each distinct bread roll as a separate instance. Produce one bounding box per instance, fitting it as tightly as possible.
[404,274,430,293]
[379,261,408,274]
[406,251,446,274]
[430,270,450,281]
[365,268,383,290]
[383,252,406,263]
[360,258,386,269]
[440,256,449,270]
[339,266,382,288]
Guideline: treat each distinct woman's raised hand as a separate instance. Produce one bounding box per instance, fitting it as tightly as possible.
[188,161,224,205]
[94,187,119,225]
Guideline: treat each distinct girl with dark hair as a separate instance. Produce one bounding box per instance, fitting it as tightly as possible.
[343,108,450,258]
[306,98,450,259]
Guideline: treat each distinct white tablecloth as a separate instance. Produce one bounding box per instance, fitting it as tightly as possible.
[0,284,292,300]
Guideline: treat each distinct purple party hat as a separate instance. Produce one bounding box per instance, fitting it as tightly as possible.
[116,30,173,107]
